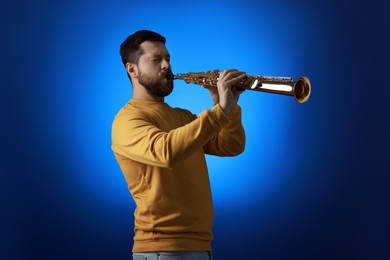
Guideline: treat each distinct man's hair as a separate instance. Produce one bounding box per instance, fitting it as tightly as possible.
[120,30,166,67]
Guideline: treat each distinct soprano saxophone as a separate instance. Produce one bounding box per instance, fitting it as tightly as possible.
[169,71,311,104]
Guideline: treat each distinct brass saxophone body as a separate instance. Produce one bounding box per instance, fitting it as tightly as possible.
[172,71,311,104]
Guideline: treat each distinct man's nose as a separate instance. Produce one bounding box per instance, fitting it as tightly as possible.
[161,59,170,70]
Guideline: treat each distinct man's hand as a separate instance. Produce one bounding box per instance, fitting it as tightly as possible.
[202,70,220,105]
[217,69,246,115]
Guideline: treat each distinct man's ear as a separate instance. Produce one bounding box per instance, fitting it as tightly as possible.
[126,62,138,79]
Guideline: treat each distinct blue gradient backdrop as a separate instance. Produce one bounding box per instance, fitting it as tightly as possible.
[1,0,389,259]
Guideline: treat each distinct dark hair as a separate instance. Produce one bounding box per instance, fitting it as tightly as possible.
[120,30,166,67]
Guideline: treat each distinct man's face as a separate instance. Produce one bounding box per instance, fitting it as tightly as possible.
[136,41,173,97]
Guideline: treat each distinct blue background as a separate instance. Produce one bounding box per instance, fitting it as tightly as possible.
[1,0,389,259]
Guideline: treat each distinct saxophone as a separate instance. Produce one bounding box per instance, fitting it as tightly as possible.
[169,71,311,104]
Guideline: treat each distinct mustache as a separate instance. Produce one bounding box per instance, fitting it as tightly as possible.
[162,69,174,79]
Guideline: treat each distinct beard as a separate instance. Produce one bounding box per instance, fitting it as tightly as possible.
[138,69,174,97]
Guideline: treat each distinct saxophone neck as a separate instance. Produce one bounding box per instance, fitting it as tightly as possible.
[172,73,187,80]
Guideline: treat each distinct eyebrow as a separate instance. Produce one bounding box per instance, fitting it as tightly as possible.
[150,54,170,58]
[148,55,170,61]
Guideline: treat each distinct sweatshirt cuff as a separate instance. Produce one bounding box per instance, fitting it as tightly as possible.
[207,104,228,128]
[227,105,241,118]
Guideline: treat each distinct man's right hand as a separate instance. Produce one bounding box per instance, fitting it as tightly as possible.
[217,69,246,115]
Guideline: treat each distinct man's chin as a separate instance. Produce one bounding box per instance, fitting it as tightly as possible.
[146,85,173,97]
[161,81,174,96]
[161,86,174,97]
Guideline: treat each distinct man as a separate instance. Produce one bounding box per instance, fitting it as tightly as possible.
[111,30,246,260]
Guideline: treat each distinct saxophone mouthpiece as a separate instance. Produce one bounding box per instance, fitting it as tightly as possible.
[166,73,175,80]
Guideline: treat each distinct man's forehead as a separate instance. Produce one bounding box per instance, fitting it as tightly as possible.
[140,41,169,56]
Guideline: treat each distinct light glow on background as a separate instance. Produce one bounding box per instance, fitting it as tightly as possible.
[39,1,318,209]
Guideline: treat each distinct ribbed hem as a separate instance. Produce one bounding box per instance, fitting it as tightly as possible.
[133,238,212,252]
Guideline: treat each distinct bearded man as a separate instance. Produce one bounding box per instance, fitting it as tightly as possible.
[111,30,246,260]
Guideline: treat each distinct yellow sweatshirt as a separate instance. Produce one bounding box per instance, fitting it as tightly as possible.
[111,98,245,252]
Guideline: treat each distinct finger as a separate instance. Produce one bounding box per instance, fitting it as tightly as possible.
[224,72,246,85]
[222,71,245,81]
[224,68,238,73]
[225,70,243,77]
[219,69,237,78]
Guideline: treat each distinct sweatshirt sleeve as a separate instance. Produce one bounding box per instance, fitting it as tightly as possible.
[111,104,229,168]
[203,105,246,156]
